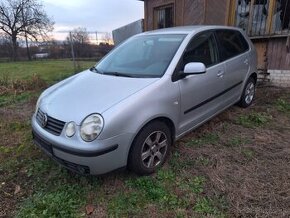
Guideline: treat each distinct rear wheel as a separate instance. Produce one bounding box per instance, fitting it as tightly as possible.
[128,121,171,175]
[238,77,256,108]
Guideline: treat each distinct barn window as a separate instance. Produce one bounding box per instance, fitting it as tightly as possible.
[229,0,290,37]
[154,4,174,29]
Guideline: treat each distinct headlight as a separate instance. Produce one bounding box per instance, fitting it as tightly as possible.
[80,114,104,142]
[65,122,76,137]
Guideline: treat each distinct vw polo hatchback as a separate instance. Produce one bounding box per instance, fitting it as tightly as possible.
[32,26,257,175]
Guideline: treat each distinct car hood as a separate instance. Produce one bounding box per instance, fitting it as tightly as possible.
[39,70,159,124]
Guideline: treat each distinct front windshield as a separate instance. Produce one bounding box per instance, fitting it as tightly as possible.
[96,34,186,78]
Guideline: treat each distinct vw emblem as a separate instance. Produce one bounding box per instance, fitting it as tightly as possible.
[41,113,48,128]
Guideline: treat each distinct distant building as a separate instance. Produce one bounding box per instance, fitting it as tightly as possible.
[33,53,49,59]
[139,0,290,87]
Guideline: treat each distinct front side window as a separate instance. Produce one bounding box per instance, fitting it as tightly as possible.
[183,32,219,68]
[154,4,174,29]
[215,30,249,61]
[96,34,186,78]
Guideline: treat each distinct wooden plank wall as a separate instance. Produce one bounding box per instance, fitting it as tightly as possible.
[267,38,290,70]
[183,0,205,25]
[204,0,228,25]
[144,0,206,30]
[143,0,229,29]
[252,41,267,70]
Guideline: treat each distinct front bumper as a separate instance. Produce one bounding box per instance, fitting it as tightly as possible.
[31,114,134,175]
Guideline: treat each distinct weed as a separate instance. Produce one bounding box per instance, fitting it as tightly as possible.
[126,173,183,209]
[0,92,35,107]
[226,136,250,147]
[126,176,167,201]
[16,185,87,218]
[237,112,271,128]
[186,133,219,147]
[0,145,13,154]
[276,98,290,113]
[241,148,255,159]
[194,197,217,215]
[26,159,57,178]
[169,151,195,171]
[195,156,210,166]
[157,169,176,181]
[108,191,145,217]
[179,176,206,194]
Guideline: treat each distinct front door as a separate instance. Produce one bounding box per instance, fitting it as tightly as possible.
[177,31,226,134]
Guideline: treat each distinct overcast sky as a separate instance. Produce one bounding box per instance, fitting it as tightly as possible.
[42,0,144,40]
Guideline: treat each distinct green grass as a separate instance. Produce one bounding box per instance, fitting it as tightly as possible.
[0,91,36,107]
[0,60,95,84]
[186,133,220,147]
[16,185,88,218]
[179,176,206,194]
[108,191,146,217]
[226,136,251,147]
[236,112,272,128]
[169,151,195,171]
[276,98,290,113]
[0,60,95,108]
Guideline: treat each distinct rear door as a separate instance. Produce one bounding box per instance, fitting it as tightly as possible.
[176,31,226,134]
[215,29,250,105]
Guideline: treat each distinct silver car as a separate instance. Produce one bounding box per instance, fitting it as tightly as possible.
[32,26,257,175]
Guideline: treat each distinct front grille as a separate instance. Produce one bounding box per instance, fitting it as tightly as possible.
[36,109,65,136]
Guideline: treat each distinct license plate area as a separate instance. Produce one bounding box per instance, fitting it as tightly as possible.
[32,131,54,156]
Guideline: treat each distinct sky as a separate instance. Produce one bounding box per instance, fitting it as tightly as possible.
[42,0,144,41]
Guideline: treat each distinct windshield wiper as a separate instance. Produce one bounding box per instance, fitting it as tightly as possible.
[90,66,103,74]
[104,72,134,78]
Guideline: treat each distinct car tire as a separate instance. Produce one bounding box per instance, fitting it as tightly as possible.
[128,121,172,175]
[238,77,256,108]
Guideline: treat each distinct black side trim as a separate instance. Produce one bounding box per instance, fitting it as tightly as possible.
[32,130,118,157]
[54,143,119,157]
[184,81,243,114]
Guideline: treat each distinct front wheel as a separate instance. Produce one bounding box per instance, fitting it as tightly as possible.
[128,121,172,175]
[238,77,256,108]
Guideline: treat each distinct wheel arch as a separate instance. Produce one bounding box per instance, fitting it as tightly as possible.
[127,116,176,165]
[249,72,257,84]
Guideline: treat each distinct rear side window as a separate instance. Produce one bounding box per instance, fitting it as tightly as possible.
[216,30,249,61]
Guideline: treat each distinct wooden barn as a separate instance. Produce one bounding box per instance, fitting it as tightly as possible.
[139,0,290,87]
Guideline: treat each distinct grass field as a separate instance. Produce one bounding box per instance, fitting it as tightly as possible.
[0,60,96,83]
[0,60,290,217]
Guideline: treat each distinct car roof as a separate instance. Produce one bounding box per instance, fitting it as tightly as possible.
[140,25,243,36]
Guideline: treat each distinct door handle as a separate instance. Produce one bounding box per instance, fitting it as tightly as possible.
[244,59,249,65]
[217,71,224,78]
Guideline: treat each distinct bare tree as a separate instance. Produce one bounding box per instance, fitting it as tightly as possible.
[0,0,54,60]
[102,32,112,44]
[66,27,93,58]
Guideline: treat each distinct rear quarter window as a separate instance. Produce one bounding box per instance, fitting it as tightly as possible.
[216,30,249,61]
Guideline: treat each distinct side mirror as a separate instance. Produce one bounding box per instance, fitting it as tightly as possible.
[183,62,206,75]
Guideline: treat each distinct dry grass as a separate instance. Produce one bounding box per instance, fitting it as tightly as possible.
[174,86,290,217]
